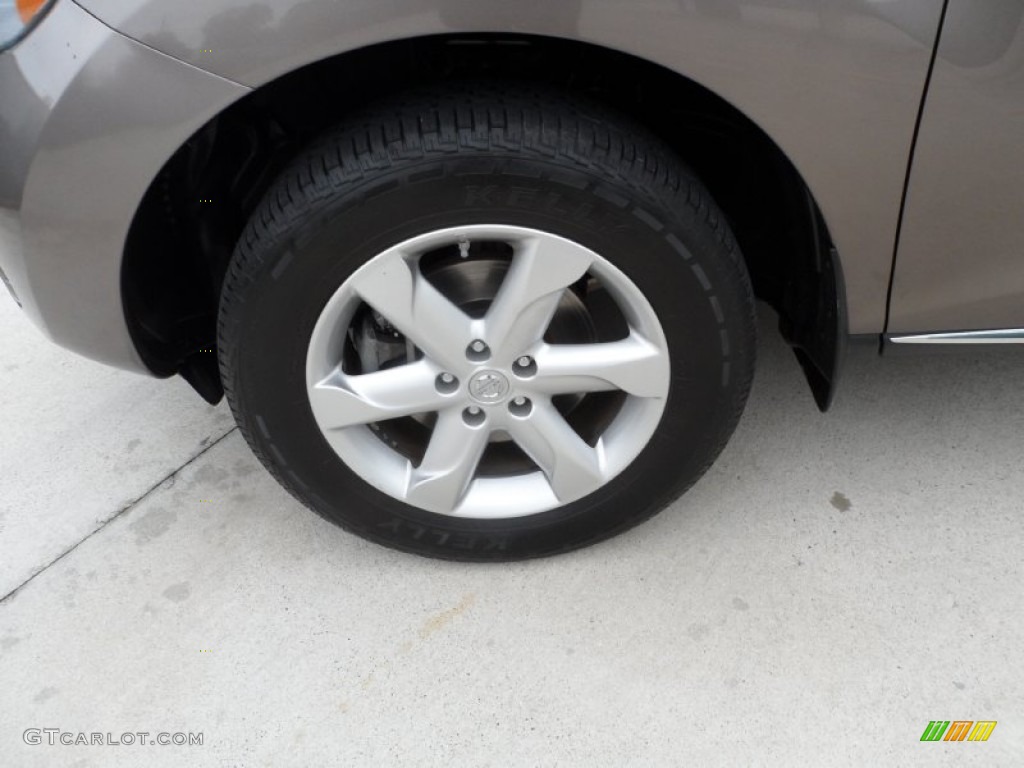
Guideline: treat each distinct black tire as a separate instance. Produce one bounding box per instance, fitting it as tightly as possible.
[218,84,756,561]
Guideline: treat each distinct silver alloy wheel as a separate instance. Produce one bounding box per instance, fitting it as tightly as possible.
[305,224,670,519]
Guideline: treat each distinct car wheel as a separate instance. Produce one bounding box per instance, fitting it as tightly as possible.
[217,85,756,561]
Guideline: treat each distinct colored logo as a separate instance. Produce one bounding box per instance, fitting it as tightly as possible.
[920,721,997,742]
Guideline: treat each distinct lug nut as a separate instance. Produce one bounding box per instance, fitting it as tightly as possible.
[508,396,533,418]
[462,406,486,427]
[435,373,459,394]
[512,355,537,378]
[466,340,491,362]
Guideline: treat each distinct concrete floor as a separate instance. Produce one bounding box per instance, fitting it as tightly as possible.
[0,290,1022,767]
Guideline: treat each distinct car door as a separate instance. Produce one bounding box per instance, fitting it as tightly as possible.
[888,0,1024,338]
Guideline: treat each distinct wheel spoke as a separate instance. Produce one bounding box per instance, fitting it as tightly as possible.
[309,360,448,429]
[349,253,474,370]
[484,236,594,358]
[531,333,670,398]
[506,400,605,502]
[406,408,491,511]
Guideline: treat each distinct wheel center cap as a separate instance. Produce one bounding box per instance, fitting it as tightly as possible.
[468,370,511,404]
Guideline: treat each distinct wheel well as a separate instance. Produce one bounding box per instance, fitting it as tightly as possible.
[122,33,843,408]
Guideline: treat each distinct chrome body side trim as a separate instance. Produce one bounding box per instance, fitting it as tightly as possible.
[889,329,1024,344]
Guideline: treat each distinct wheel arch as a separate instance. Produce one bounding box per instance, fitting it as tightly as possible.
[121,33,846,408]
